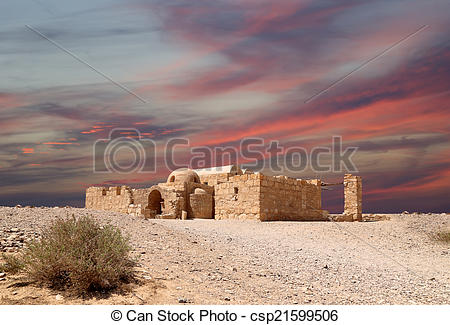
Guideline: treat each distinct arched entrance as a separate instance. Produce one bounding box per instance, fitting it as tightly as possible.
[146,189,163,218]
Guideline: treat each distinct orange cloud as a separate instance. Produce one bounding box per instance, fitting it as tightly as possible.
[43,142,79,145]
[22,148,34,154]
[81,129,104,134]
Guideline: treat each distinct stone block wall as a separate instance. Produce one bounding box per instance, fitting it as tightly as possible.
[127,188,152,216]
[156,183,185,218]
[198,173,232,186]
[304,179,322,210]
[189,189,213,219]
[214,173,326,221]
[131,188,152,208]
[85,186,133,213]
[214,173,261,220]
[259,175,326,221]
[260,175,300,221]
[344,174,362,221]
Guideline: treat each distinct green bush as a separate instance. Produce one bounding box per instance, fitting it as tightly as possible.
[15,216,135,294]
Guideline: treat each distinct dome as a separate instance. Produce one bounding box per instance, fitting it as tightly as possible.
[194,188,207,194]
[193,164,242,176]
[167,168,200,184]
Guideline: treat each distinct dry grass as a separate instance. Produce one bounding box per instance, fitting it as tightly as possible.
[432,231,450,244]
[0,253,24,274]
[1,216,136,295]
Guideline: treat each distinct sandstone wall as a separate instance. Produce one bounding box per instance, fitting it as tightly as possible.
[189,189,213,219]
[213,173,326,221]
[131,188,152,208]
[214,173,261,220]
[85,186,133,214]
[344,174,362,221]
[157,183,185,218]
[304,179,322,210]
[126,188,152,217]
[154,182,214,219]
[198,173,231,186]
[260,175,325,221]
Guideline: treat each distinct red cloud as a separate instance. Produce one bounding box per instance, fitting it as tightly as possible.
[43,142,79,145]
[0,92,27,110]
[22,148,34,154]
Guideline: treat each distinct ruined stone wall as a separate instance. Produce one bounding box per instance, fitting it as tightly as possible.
[86,185,167,218]
[214,173,261,220]
[344,174,362,221]
[85,186,133,214]
[259,176,325,221]
[198,173,231,186]
[131,188,152,208]
[304,179,322,211]
[260,175,299,221]
[157,183,185,218]
[127,188,152,217]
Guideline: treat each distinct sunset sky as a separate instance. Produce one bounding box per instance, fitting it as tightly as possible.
[1,0,449,212]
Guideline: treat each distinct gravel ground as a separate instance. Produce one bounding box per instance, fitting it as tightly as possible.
[0,206,449,304]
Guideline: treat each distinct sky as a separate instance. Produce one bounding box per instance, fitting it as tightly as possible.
[0,0,449,212]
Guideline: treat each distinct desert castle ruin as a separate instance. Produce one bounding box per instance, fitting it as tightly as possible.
[85,165,362,222]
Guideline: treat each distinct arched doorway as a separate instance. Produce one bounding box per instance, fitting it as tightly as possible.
[146,190,163,218]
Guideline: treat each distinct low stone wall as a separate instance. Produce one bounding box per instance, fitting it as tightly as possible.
[85,186,133,214]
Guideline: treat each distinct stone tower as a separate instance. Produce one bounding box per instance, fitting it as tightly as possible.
[344,174,362,221]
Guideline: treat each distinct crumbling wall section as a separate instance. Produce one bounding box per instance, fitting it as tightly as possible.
[344,174,362,221]
[186,183,214,219]
[128,188,152,217]
[131,188,152,208]
[157,182,185,218]
[304,179,322,211]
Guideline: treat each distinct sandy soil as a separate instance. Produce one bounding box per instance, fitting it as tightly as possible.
[0,207,449,304]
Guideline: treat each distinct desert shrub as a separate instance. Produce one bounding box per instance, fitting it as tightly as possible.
[432,231,450,244]
[0,253,25,274]
[20,216,135,294]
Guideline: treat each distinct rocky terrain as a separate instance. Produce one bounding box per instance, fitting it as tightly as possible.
[0,206,449,304]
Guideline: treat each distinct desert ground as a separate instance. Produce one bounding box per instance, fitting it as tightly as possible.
[0,206,449,305]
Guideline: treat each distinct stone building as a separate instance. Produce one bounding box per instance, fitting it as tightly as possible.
[85,165,362,221]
